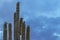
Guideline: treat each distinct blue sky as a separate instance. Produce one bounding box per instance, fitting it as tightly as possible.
[0,0,60,40]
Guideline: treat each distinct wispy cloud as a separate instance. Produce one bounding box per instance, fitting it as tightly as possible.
[0,0,13,8]
[21,0,60,18]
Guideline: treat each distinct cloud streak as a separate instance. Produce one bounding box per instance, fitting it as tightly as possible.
[21,0,60,18]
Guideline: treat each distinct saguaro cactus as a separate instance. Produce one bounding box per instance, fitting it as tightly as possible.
[8,23,12,40]
[22,21,25,40]
[26,25,30,40]
[3,22,7,40]
[14,2,30,40]
[14,2,20,40]
[3,2,30,40]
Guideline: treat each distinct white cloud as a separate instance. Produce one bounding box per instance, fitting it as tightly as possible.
[0,31,3,33]
[0,31,3,37]
[53,32,60,40]
[0,31,3,40]
[53,32,60,37]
